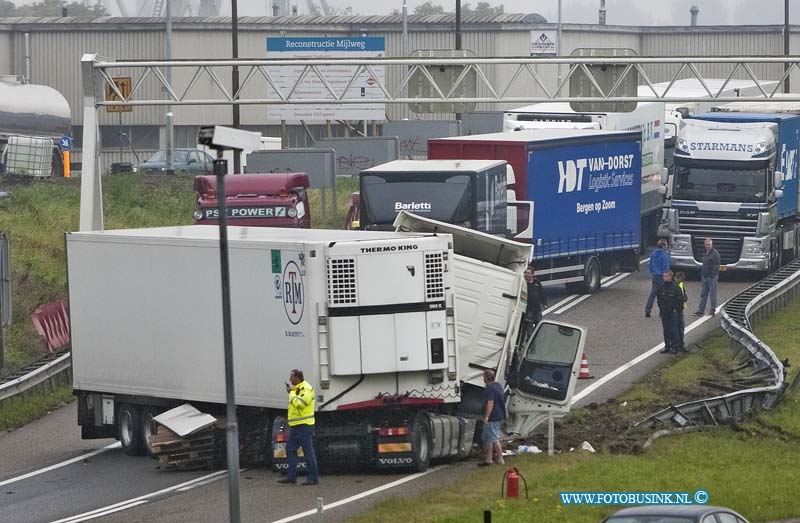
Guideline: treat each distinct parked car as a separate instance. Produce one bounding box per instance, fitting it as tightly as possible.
[604,505,749,523]
[139,149,214,175]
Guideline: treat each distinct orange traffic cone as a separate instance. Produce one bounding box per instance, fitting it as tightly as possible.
[578,354,594,379]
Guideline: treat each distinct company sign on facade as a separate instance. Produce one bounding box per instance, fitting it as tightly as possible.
[530,30,557,56]
[266,37,386,121]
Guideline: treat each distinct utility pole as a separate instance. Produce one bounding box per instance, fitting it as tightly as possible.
[785,0,791,93]
[165,0,174,176]
[401,0,408,58]
[455,0,462,121]
[232,0,241,173]
[556,0,563,91]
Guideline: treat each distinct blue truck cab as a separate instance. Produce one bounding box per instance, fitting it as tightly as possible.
[662,112,800,273]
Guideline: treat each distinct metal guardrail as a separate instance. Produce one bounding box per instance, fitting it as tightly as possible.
[637,259,800,429]
[0,348,71,403]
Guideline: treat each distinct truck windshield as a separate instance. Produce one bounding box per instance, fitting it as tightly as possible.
[672,164,768,203]
[361,174,473,227]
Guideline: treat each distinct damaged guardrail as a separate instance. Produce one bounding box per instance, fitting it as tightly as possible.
[0,348,71,404]
[637,259,800,430]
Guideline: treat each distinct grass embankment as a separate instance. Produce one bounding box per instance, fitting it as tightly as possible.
[0,385,73,431]
[0,173,357,429]
[352,300,800,523]
[0,174,358,374]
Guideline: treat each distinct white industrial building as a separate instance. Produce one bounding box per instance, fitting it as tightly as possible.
[0,13,797,168]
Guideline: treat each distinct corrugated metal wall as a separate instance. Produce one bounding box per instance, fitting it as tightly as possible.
[641,29,783,84]
[4,20,800,170]
[0,33,11,74]
[12,30,165,127]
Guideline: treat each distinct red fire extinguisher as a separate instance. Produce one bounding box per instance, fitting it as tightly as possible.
[501,467,528,499]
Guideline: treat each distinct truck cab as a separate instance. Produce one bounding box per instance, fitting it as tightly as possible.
[661,116,792,273]
[193,172,310,228]
[359,160,510,236]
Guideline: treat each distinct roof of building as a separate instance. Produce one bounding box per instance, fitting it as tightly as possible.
[0,13,546,27]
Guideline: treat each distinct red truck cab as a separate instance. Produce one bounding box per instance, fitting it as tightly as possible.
[194,172,311,228]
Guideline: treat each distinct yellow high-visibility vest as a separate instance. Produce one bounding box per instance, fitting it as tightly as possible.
[287,380,315,426]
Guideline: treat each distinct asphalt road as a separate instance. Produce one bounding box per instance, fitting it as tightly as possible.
[0,267,754,523]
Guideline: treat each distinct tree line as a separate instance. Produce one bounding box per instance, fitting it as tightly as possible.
[0,0,108,17]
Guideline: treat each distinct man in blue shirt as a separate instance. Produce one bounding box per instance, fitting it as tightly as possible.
[478,369,506,467]
[645,239,671,317]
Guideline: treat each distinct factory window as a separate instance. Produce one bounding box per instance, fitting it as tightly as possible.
[70,126,83,149]
[100,126,160,151]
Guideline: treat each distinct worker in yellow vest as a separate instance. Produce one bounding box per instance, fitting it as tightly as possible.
[277,369,319,486]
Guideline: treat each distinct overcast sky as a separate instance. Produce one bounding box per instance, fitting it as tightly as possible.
[8,0,800,24]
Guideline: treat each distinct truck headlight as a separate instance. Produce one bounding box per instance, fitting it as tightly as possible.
[193,210,203,220]
[744,239,766,254]
[288,207,298,218]
[753,141,769,155]
[677,138,689,153]
[671,242,689,252]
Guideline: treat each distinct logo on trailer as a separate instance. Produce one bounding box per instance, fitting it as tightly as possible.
[557,159,588,193]
[283,261,304,325]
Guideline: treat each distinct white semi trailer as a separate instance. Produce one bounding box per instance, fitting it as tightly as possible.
[68,213,586,471]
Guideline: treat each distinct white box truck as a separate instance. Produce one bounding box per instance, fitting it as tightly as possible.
[68,218,586,471]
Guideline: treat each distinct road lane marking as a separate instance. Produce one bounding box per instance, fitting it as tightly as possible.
[50,470,230,523]
[549,272,632,315]
[0,441,121,488]
[551,295,591,315]
[544,273,624,316]
[570,304,723,405]
[50,501,149,522]
[271,466,444,523]
[602,272,631,288]
[543,294,578,315]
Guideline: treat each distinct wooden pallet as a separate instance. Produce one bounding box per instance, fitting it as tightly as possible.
[148,422,222,470]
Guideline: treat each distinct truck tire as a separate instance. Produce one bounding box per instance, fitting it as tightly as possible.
[140,408,160,457]
[119,404,145,456]
[411,412,432,472]
[582,257,602,294]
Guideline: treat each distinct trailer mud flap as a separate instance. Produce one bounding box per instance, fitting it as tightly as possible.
[375,425,416,468]
[272,430,307,473]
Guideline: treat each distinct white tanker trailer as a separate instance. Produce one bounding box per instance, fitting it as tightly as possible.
[0,75,71,177]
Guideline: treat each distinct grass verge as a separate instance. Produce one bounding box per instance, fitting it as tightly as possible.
[350,299,800,523]
[0,174,358,373]
[0,385,74,431]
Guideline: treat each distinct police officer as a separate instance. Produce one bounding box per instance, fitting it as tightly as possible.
[277,369,319,486]
[657,270,683,354]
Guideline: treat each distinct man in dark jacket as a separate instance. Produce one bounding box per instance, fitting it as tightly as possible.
[657,270,683,354]
[645,239,671,317]
[694,238,721,317]
[524,266,548,323]
[521,266,547,341]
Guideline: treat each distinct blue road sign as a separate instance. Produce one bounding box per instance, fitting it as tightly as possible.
[59,136,73,151]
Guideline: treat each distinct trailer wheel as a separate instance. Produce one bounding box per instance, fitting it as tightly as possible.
[119,404,145,456]
[582,257,602,294]
[411,412,432,472]
[140,408,160,457]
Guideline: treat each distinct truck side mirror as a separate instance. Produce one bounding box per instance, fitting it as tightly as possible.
[774,170,784,189]
[506,189,518,235]
[658,185,667,196]
[774,189,784,200]
[660,167,669,186]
